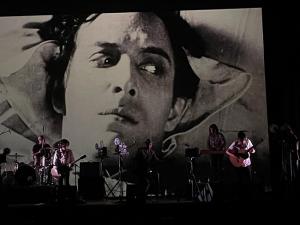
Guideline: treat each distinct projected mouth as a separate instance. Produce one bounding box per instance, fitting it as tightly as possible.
[98,108,138,124]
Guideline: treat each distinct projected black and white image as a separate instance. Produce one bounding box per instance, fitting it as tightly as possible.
[0,8,268,200]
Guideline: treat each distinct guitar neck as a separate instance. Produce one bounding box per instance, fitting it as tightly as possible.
[70,155,86,166]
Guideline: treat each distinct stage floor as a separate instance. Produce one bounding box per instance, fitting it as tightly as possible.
[1,183,299,225]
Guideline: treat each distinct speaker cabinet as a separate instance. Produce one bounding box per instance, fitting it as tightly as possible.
[80,162,100,178]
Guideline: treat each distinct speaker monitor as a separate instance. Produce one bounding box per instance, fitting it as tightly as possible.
[80,162,100,178]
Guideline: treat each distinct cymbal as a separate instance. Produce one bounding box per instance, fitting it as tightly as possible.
[8,153,24,157]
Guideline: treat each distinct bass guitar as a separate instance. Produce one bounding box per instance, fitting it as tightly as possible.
[226,139,263,167]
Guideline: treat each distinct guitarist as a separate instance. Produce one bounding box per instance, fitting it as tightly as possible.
[52,139,74,186]
[226,131,255,201]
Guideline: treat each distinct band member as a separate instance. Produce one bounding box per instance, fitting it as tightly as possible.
[0,148,11,164]
[0,148,11,185]
[226,131,255,201]
[32,135,51,169]
[135,139,160,202]
[52,139,74,186]
[207,124,226,182]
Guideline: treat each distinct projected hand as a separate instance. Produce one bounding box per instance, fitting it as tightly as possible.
[1,40,62,142]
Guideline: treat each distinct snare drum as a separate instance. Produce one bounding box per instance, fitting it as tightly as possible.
[1,171,15,186]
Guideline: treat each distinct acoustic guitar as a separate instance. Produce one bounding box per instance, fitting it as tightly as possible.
[226,139,263,168]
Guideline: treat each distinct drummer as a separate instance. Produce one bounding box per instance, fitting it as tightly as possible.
[32,135,51,169]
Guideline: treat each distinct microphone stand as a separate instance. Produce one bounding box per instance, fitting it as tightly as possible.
[70,155,86,189]
[74,163,80,191]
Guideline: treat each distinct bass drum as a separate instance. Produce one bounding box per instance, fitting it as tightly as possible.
[1,160,17,186]
[14,163,36,186]
[1,171,15,186]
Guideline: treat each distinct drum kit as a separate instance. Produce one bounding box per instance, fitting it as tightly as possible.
[0,139,68,187]
[35,139,69,185]
[35,146,55,185]
[0,153,37,186]
[1,137,132,190]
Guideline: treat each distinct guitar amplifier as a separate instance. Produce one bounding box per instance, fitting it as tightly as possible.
[80,162,100,178]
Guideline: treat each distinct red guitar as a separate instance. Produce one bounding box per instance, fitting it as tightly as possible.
[51,155,86,179]
[226,139,263,167]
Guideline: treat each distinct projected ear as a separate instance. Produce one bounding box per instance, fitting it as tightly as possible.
[164,97,191,132]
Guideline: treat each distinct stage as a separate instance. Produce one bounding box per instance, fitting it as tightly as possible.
[2,182,297,225]
[4,197,270,225]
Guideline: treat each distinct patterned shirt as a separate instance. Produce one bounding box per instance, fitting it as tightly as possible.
[207,133,226,152]
[53,149,74,167]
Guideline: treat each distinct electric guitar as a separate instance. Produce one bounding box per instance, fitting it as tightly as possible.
[51,154,86,179]
[226,139,263,168]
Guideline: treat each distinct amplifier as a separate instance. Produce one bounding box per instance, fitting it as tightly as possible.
[79,162,100,178]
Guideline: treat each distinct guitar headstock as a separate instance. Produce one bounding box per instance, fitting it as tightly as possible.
[255,138,264,147]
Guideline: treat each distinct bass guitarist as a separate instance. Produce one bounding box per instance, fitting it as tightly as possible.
[52,139,74,186]
[226,131,256,202]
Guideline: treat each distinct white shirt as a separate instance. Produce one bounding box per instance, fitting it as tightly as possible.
[228,138,254,167]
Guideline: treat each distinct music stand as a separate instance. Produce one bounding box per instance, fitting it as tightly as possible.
[105,150,127,201]
[95,146,116,198]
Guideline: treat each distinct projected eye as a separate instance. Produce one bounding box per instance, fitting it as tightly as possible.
[89,52,120,68]
[140,64,158,74]
[137,52,169,77]
[138,60,165,77]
